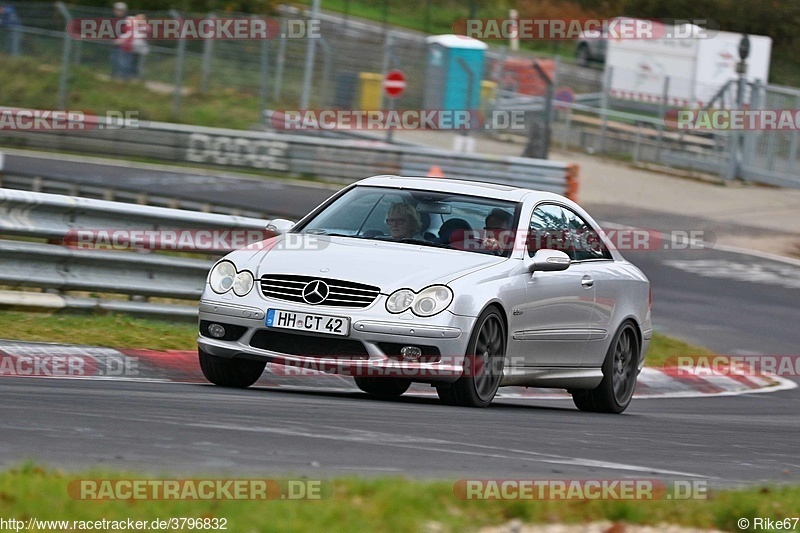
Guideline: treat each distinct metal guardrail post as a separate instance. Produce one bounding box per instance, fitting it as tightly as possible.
[55,2,72,110]
[170,9,186,119]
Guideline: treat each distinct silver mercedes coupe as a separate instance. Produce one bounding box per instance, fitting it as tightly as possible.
[197,175,652,413]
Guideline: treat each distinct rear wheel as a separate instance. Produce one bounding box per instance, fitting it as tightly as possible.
[199,350,266,388]
[354,376,411,398]
[571,322,640,413]
[444,308,506,407]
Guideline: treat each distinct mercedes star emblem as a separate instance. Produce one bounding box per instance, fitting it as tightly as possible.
[302,280,330,304]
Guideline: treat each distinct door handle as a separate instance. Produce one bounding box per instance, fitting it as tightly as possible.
[581,276,594,288]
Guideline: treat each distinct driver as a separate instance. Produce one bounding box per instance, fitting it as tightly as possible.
[385,202,423,240]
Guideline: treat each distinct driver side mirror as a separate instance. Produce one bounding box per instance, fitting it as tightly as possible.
[266,218,295,235]
[529,249,571,272]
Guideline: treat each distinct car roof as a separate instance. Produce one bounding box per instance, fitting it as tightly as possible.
[356,175,567,203]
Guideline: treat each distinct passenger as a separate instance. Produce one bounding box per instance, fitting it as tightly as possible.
[385,202,423,240]
[438,218,472,245]
[483,208,514,253]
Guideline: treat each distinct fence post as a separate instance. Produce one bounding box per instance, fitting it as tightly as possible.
[725,74,748,181]
[599,67,612,154]
[380,31,395,111]
[200,13,216,95]
[655,76,669,163]
[788,93,800,171]
[170,10,186,119]
[55,2,73,110]
[274,18,287,102]
[300,0,321,109]
[259,27,270,110]
[318,37,331,107]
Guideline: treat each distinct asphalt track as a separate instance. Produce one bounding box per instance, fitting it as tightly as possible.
[2,152,800,485]
[2,376,799,485]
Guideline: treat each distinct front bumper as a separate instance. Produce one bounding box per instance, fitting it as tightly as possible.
[197,299,473,383]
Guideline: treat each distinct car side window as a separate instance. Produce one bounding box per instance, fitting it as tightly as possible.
[562,208,612,261]
[527,204,571,258]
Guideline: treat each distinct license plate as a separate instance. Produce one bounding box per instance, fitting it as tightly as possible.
[266,309,350,337]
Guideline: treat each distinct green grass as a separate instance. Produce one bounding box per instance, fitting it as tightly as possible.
[1,464,799,531]
[0,55,266,129]
[0,311,198,351]
[0,309,705,366]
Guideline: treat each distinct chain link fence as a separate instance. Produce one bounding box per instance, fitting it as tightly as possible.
[3,1,798,187]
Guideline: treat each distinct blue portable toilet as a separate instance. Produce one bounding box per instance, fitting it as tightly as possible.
[424,35,488,111]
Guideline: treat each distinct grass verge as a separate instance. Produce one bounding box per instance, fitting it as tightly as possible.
[0,56,265,130]
[0,309,706,366]
[1,464,799,532]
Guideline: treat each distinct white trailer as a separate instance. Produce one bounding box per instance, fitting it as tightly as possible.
[605,21,772,107]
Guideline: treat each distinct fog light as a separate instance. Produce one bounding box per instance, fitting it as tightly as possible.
[207,323,226,338]
[401,346,422,361]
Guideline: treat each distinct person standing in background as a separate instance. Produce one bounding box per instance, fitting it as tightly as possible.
[110,2,130,79]
[130,14,150,80]
[0,3,21,56]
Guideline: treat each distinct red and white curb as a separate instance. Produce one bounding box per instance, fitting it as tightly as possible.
[0,340,795,399]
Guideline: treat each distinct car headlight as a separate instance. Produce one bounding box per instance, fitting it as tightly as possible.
[385,285,453,317]
[386,289,415,314]
[209,261,254,296]
[209,261,237,294]
[233,270,255,296]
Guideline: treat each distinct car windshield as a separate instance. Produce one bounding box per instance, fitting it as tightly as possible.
[295,185,520,256]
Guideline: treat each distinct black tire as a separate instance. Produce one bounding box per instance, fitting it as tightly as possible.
[199,350,266,388]
[571,322,640,414]
[447,308,506,408]
[354,376,411,398]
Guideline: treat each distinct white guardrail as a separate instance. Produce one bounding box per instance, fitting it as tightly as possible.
[0,114,578,200]
[0,187,269,319]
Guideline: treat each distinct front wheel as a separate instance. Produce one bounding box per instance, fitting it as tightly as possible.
[572,322,640,413]
[199,350,266,388]
[444,308,506,407]
[354,376,411,398]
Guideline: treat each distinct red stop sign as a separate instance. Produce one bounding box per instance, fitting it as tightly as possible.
[383,70,406,99]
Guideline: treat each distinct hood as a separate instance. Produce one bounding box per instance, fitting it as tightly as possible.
[227,235,503,293]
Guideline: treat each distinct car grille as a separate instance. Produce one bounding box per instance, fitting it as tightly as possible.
[259,274,380,308]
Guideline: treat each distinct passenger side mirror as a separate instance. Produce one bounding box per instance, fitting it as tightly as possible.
[529,249,571,272]
[266,219,295,235]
